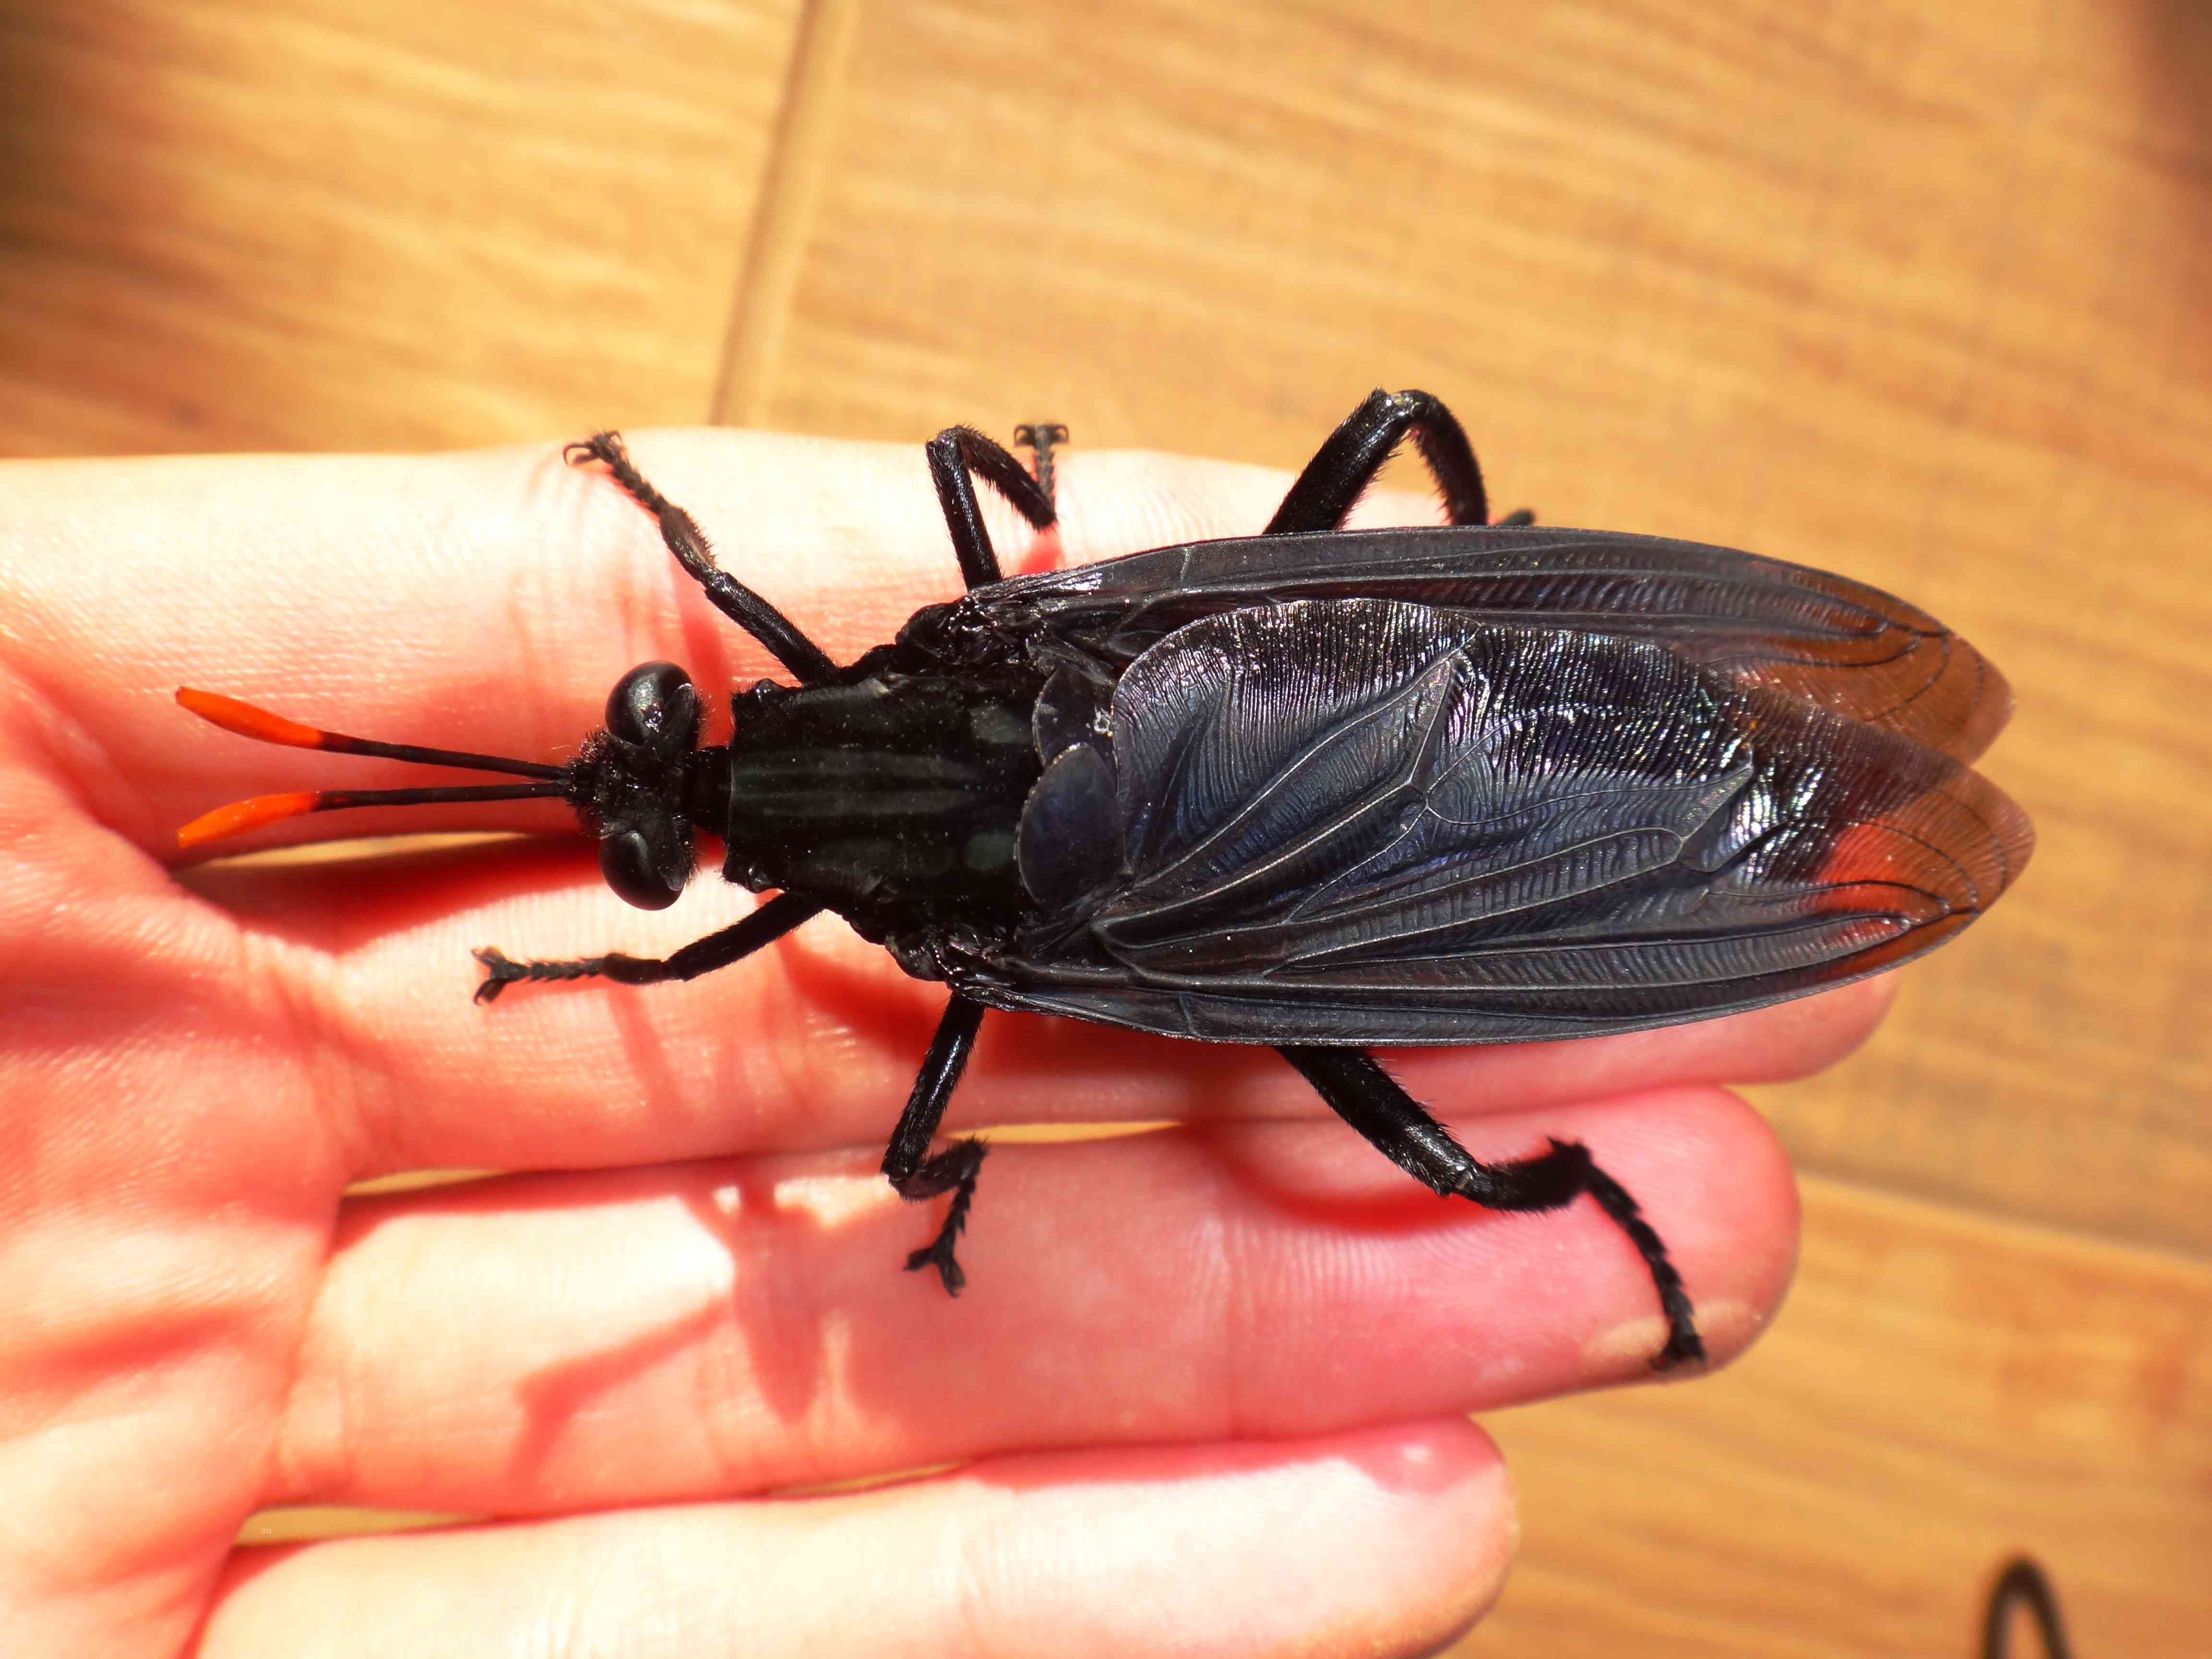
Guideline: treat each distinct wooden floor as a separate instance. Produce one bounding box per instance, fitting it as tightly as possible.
[4,0,2208,1651]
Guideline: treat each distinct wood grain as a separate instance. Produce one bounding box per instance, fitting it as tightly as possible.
[1477,1175,2212,1657]
[2,0,2206,1651]
[0,0,804,454]
[234,1174,2212,1657]
[768,0,2212,1258]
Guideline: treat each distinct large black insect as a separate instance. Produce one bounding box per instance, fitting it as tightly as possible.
[177,390,2032,1370]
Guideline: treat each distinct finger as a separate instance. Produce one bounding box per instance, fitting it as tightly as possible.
[266,1087,1792,1515]
[164,816,1892,1175]
[8,432,1896,1177]
[209,1420,1511,1659]
[3,435,1321,854]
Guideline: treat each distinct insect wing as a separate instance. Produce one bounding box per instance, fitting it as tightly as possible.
[946,598,2031,1045]
[953,525,2010,763]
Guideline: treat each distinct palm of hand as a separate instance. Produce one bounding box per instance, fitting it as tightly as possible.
[0,434,1834,1655]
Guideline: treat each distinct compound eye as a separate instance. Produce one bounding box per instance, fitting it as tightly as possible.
[605,662,700,756]
[599,824,690,910]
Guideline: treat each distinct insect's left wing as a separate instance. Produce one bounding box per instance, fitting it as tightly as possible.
[942,599,2032,1045]
[940,525,2010,763]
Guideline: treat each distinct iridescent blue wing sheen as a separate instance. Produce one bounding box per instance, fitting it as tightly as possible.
[934,524,2010,763]
[942,597,2031,1044]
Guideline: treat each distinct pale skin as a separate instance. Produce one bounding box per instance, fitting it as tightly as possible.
[0,430,1877,1655]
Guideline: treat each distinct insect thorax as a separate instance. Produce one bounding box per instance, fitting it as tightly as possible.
[717,649,1049,962]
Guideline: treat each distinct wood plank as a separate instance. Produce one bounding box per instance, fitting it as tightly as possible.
[765,0,2212,1255]
[1463,1174,2212,1657]
[0,0,804,455]
[5,1,2205,1645]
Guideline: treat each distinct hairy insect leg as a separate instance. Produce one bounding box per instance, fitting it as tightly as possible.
[1277,1046,1705,1370]
[882,993,991,1294]
[565,432,837,685]
[1012,421,1070,510]
[926,426,1058,590]
[473,892,823,1003]
[1266,387,1491,533]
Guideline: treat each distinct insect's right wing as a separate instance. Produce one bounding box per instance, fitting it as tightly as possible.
[944,525,2010,763]
[944,599,2032,1046]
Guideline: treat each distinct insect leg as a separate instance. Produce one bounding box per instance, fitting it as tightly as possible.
[1265,388,1491,533]
[566,432,837,685]
[882,993,991,1294]
[1277,1046,1704,1370]
[1980,1558,2072,1659]
[1012,421,1070,510]
[472,892,823,1003]
[926,426,1058,590]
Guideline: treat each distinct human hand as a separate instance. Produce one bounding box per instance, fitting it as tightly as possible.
[0,432,1869,1655]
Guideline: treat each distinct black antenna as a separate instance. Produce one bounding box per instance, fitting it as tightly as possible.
[175,687,567,847]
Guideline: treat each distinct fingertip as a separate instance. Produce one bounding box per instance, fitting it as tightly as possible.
[1372,1417,1519,1644]
[1575,1085,1802,1381]
[204,1422,1521,1659]
[1731,974,1898,1082]
[939,1418,1521,1659]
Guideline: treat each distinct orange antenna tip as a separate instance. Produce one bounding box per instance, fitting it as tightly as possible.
[175,687,565,780]
[176,687,328,750]
[177,792,323,849]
